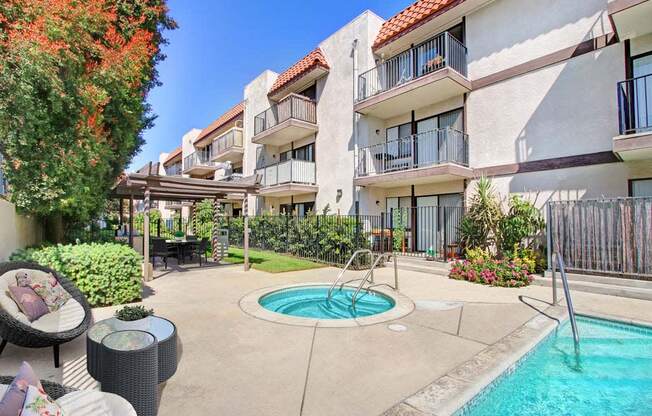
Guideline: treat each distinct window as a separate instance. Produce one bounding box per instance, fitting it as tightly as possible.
[630,178,652,197]
[232,165,243,174]
[293,143,314,162]
[280,202,314,216]
[299,83,317,100]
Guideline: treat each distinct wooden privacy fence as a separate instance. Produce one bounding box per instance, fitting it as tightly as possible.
[548,197,652,278]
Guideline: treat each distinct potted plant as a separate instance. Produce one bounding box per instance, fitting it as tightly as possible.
[173,230,184,241]
[115,305,154,330]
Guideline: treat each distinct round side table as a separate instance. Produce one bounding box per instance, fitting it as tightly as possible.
[87,316,177,383]
[101,330,159,416]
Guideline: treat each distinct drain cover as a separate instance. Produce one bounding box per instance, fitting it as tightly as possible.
[388,324,407,332]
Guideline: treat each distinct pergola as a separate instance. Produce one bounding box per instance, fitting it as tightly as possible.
[112,167,260,280]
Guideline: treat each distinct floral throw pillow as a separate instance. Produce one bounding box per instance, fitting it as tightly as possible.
[7,285,50,321]
[17,271,71,312]
[20,385,64,416]
[0,361,42,416]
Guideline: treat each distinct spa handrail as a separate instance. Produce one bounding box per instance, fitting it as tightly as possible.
[351,253,390,309]
[327,249,373,299]
[554,252,580,346]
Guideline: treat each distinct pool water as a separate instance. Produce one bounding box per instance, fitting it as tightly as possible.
[458,316,652,416]
[259,285,395,319]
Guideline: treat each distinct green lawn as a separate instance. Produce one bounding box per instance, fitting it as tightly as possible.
[222,247,326,273]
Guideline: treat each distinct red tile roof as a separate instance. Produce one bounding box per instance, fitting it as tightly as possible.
[268,48,329,97]
[194,102,245,144]
[164,146,182,164]
[373,0,462,51]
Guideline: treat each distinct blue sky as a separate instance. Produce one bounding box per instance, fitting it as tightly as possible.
[130,0,413,170]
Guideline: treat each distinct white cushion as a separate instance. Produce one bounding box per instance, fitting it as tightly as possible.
[56,390,137,416]
[30,298,85,333]
[0,384,7,396]
[0,268,85,333]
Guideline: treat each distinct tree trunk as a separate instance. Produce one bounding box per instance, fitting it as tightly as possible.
[45,212,65,243]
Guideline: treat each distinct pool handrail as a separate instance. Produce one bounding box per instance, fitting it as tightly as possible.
[327,249,373,300]
[351,253,391,309]
[554,252,580,346]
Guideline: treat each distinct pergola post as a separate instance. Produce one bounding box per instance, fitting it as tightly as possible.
[243,193,250,272]
[212,197,219,262]
[143,187,152,281]
[128,194,134,248]
[191,201,197,236]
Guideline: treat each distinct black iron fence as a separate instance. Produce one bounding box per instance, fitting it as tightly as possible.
[548,197,652,278]
[67,206,466,265]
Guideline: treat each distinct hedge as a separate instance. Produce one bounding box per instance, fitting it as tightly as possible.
[10,243,142,307]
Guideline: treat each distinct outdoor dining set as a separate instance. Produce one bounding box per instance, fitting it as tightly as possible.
[150,236,210,269]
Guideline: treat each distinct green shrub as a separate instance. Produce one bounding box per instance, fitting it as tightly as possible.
[10,243,142,307]
[497,195,545,254]
[464,247,491,263]
[449,257,533,287]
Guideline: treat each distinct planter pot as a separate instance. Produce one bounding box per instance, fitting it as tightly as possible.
[174,236,183,241]
[115,316,151,331]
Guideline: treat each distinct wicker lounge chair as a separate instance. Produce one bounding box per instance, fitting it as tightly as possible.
[0,261,92,368]
[0,376,136,415]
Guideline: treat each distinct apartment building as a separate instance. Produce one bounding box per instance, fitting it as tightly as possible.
[153,0,652,251]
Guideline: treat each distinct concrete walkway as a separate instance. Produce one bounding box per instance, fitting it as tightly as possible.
[1,262,651,416]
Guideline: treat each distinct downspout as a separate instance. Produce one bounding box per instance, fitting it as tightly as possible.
[352,39,359,214]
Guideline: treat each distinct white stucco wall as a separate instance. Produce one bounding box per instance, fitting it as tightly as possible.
[467,43,624,167]
[467,0,613,79]
[180,128,202,172]
[0,199,43,261]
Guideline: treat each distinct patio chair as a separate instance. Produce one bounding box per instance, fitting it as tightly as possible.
[0,262,92,368]
[0,376,136,415]
[151,238,177,270]
[186,235,198,241]
[191,238,210,266]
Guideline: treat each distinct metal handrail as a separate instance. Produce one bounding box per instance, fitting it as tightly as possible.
[554,252,580,346]
[351,253,390,309]
[327,249,373,299]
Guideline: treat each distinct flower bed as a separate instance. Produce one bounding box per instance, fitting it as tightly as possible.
[449,258,534,287]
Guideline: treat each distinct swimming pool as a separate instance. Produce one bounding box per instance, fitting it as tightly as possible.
[457,316,652,415]
[258,285,395,319]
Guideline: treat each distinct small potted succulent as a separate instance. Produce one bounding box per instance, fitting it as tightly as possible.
[115,305,154,330]
[173,230,185,241]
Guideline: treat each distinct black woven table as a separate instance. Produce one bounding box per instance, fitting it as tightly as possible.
[87,316,177,383]
[100,330,158,416]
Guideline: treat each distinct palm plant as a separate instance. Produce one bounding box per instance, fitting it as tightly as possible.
[460,176,502,251]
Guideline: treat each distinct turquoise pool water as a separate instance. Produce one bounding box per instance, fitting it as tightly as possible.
[458,316,652,416]
[259,285,395,319]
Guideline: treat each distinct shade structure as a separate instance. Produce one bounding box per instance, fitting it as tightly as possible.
[112,168,260,279]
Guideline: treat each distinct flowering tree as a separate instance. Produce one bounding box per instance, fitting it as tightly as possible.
[0,0,176,238]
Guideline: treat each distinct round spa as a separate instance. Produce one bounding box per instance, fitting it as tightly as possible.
[258,285,395,319]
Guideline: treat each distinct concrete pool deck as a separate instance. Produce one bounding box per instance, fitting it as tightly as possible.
[1,262,651,415]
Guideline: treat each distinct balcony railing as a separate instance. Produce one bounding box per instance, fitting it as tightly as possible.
[212,128,243,158]
[256,159,316,187]
[184,149,215,170]
[356,128,469,177]
[618,74,652,135]
[164,163,182,176]
[254,94,317,136]
[357,32,467,102]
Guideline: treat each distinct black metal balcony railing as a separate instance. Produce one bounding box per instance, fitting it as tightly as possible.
[254,94,317,136]
[357,31,467,102]
[183,149,215,170]
[618,74,652,135]
[164,163,182,176]
[356,128,469,177]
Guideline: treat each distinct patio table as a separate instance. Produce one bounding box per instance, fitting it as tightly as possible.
[165,239,198,264]
[87,316,177,383]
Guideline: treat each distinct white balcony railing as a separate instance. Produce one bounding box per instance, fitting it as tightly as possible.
[212,128,243,158]
[184,148,216,170]
[256,159,316,187]
[254,94,317,136]
[356,128,469,177]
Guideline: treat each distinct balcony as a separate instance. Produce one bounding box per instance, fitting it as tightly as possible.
[252,94,318,146]
[164,163,182,176]
[212,127,244,162]
[614,75,652,161]
[255,159,318,197]
[183,149,218,176]
[608,0,652,40]
[354,128,473,187]
[355,32,471,119]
